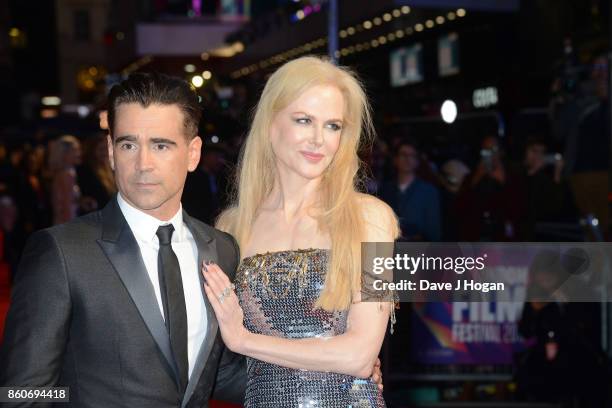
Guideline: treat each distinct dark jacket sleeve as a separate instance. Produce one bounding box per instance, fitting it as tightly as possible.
[211,346,246,404]
[211,231,246,404]
[0,229,72,399]
[227,232,240,279]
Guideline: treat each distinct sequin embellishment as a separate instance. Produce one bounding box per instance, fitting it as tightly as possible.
[236,248,387,407]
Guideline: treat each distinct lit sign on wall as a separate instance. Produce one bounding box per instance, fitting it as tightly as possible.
[390,44,424,87]
[472,87,499,108]
[438,32,459,76]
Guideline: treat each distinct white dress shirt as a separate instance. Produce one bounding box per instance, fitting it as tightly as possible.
[117,193,207,378]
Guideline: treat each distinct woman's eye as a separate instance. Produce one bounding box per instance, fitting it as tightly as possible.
[295,117,311,125]
[327,123,342,131]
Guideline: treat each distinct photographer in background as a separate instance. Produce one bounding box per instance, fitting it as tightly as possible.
[551,48,610,238]
[568,54,610,235]
[455,135,527,241]
[523,136,577,240]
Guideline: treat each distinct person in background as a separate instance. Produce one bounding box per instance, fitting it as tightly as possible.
[439,159,470,241]
[0,195,24,279]
[8,146,25,174]
[516,250,606,406]
[14,146,50,233]
[48,135,82,225]
[567,54,609,236]
[379,140,441,241]
[523,136,577,240]
[455,135,527,241]
[361,138,390,195]
[0,143,18,197]
[182,143,228,224]
[78,134,116,214]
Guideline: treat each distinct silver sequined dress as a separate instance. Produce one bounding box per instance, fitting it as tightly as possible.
[235,248,386,408]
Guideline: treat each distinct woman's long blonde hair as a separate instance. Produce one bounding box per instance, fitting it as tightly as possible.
[218,56,377,311]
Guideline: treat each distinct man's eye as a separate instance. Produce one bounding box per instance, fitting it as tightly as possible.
[120,143,135,150]
[155,144,169,151]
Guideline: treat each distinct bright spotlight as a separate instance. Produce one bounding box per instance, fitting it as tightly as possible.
[441,100,458,123]
[191,75,204,88]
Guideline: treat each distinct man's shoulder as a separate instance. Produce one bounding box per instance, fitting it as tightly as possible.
[187,215,236,247]
[38,210,104,242]
[186,216,240,274]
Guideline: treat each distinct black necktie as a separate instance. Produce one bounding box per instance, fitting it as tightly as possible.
[156,224,189,393]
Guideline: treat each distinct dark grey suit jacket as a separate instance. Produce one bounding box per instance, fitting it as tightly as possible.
[0,197,246,407]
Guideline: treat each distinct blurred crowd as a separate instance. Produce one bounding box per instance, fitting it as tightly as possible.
[0,134,114,272]
[0,53,608,281]
[370,52,609,246]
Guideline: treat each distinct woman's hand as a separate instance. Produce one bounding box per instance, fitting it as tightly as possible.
[202,261,249,353]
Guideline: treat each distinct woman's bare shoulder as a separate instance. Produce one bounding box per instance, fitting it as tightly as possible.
[356,193,399,241]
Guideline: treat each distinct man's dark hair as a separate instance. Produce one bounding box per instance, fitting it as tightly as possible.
[394,138,419,156]
[107,72,201,139]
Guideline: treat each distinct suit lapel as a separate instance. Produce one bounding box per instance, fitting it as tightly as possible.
[182,212,219,407]
[96,198,180,385]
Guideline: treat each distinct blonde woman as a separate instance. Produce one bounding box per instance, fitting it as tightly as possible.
[202,56,399,407]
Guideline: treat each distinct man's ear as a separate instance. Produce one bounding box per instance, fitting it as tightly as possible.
[188,136,202,172]
[107,134,115,171]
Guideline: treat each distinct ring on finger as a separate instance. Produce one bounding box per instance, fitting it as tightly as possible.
[223,284,236,297]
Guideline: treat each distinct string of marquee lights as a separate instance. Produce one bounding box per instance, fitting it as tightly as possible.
[230,7,467,79]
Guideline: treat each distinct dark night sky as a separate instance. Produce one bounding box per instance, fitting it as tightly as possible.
[7,0,58,94]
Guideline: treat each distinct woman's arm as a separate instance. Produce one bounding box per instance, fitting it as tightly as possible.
[203,195,398,378]
[204,263,389,378]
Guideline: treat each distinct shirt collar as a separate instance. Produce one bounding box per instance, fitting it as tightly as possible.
[117,193,185,244]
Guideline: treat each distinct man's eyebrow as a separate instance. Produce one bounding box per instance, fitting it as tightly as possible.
[150,138,177,145]
[114,135,137,144]
[114,135,177,146]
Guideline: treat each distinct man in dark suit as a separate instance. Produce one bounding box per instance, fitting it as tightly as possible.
[0,73,245,407]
